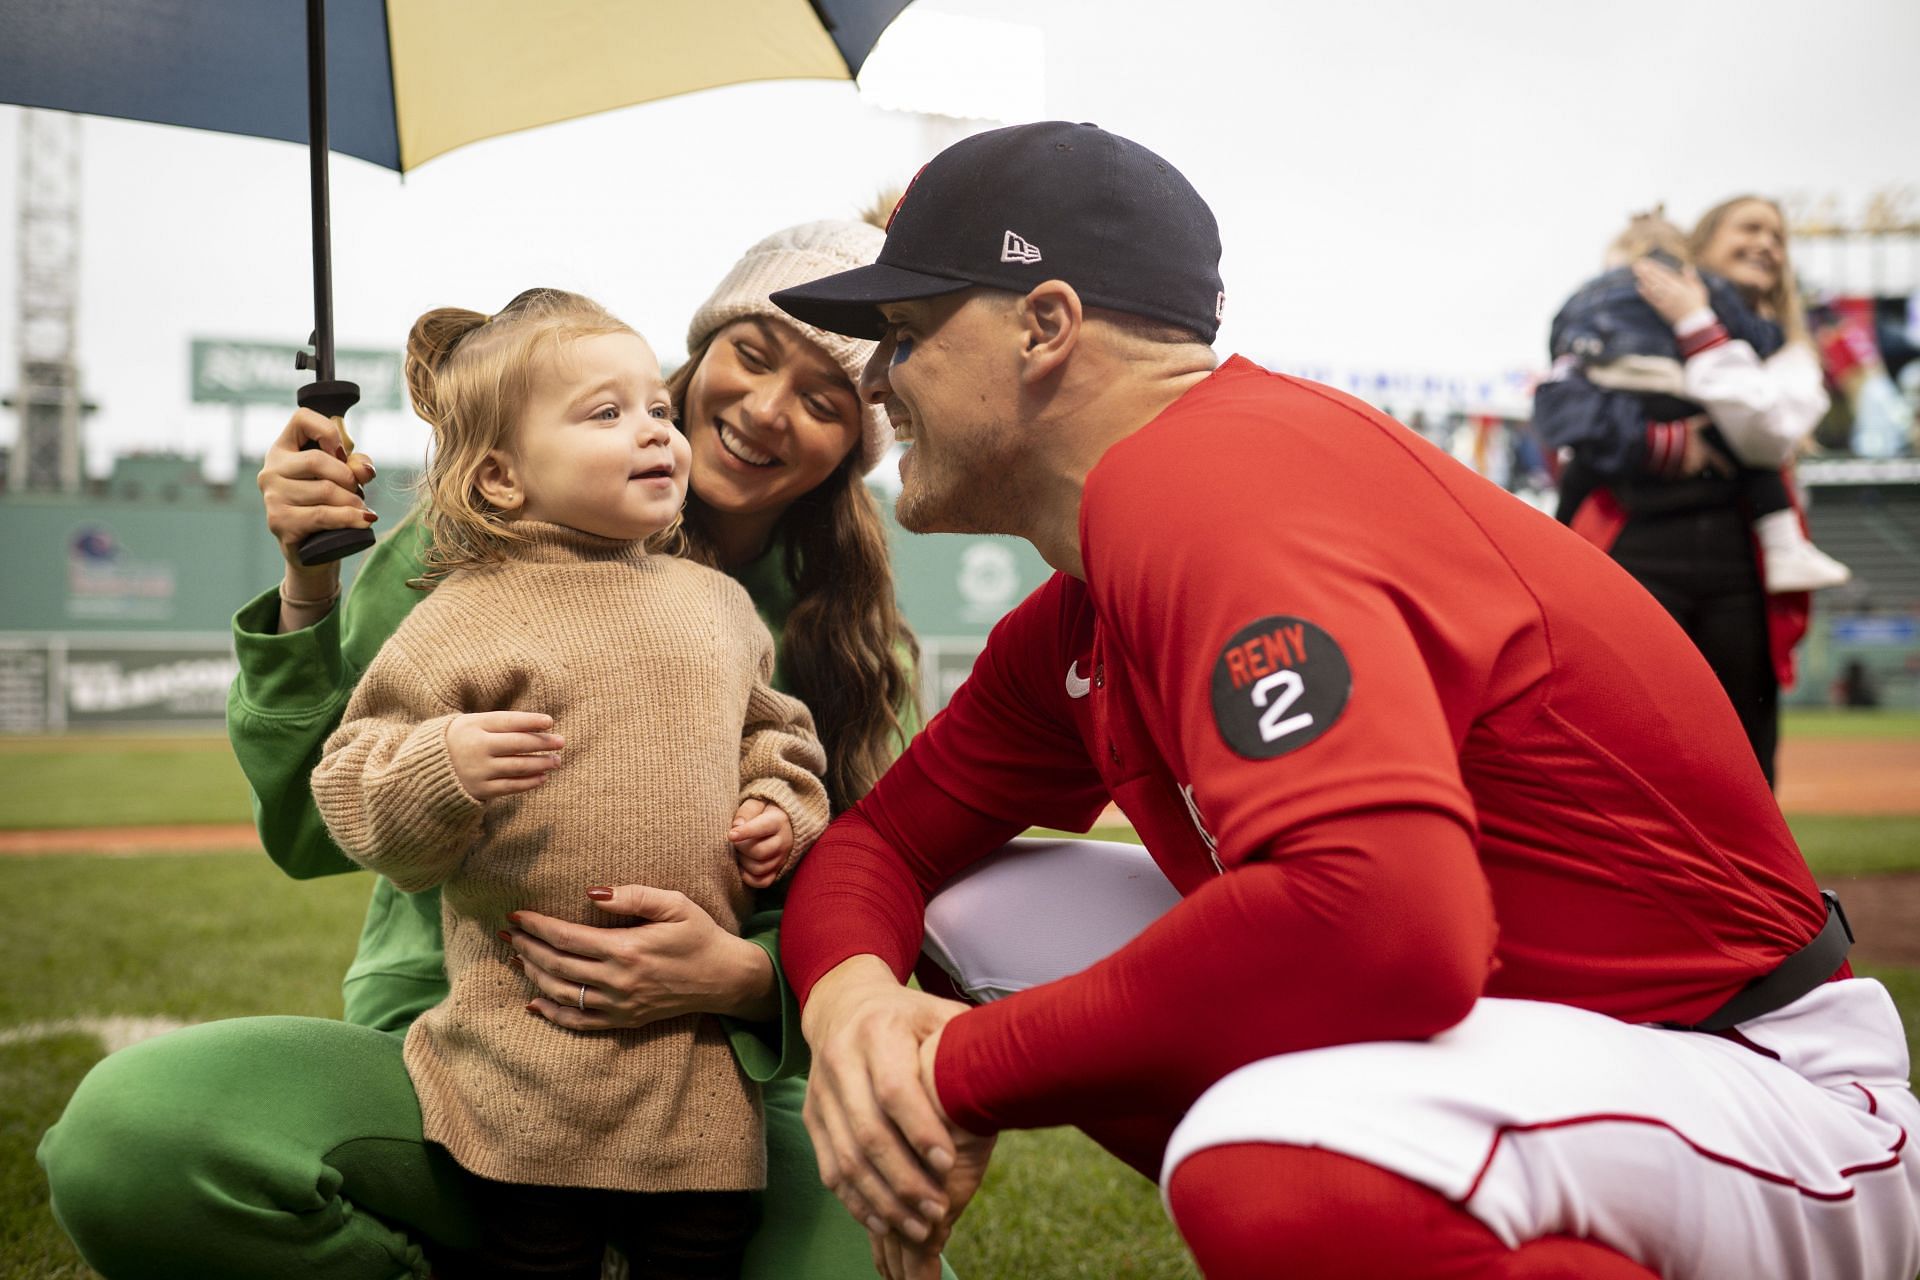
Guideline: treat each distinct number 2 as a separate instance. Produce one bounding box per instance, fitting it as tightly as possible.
[1251,670,1312,742]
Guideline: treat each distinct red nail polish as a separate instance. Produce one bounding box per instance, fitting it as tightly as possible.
[497,929,514,942]
[525,1002,539,1013]
[363,509,378,522]
[507,955,524,970]
[585,886,613,901]
[506,911,524,924]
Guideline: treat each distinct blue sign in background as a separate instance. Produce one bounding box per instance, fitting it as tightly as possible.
[1831,616,1919,646]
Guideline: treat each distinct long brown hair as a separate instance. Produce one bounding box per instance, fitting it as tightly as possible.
[1690,196,1811,347]
[668,334,920,812]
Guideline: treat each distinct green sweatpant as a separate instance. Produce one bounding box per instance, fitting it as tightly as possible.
[39,1016,933,1279]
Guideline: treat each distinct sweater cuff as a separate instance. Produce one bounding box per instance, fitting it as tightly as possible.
[1644,420,1689,478]
[230,585,351,719]
[1673,307,1718,338]
[386,714,486,832]
[741,780,831,872]
[1678,317,1730,359]
[326,714,485,887]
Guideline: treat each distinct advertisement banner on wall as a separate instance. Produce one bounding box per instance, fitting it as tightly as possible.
[0,645,52,734]
[0,637,236,732]
[191,338,405,412]
[64,645,237,725]
[66,524,176,622]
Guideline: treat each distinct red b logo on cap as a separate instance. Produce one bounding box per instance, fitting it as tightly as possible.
[888,165,929,231]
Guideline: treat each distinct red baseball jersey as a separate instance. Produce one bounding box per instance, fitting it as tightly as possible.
[781,356,1830,1137]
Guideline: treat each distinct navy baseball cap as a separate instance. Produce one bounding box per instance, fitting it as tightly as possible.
[772,121,1225,343]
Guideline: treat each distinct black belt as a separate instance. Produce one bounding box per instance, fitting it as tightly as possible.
[1689,891,1853,1033]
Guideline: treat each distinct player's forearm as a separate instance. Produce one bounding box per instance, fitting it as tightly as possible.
[781,811,930,1003]
[933,808,1493,1134]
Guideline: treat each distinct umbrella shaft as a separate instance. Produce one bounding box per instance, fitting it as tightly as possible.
[307,0,335,383]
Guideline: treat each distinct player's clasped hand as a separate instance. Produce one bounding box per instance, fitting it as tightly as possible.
[447,711,564,800]
[799,958,979,1264]
[870,1023,998,1280]
[731,797,794,888]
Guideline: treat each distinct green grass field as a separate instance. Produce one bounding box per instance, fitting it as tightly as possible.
[1777,708,1920,739]
[3,720,1917,1279]
[0,735,253,830]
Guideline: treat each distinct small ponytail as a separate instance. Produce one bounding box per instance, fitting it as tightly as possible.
[404,307,491,425]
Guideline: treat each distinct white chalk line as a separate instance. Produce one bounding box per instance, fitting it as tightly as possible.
[0,1015,193,1054]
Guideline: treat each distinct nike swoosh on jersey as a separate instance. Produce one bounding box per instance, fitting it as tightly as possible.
[1065,661,1092,699]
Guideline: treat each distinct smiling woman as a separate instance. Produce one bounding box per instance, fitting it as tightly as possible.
[671,220,920,811]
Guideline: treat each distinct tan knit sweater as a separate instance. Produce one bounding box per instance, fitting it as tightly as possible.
[312,521,829,1192]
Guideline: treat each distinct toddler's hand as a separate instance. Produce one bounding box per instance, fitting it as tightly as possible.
[446,711,563,801]
[731,798,793,888]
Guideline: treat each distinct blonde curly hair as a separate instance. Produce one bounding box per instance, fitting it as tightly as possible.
[403,287,681,584]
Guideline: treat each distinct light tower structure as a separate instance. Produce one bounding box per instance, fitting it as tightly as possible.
[6,109,86,493]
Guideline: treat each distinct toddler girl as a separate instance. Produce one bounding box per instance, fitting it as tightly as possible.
[313,288,829,1278]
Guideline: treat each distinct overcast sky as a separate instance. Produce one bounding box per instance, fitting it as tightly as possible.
[1,0,1915,480]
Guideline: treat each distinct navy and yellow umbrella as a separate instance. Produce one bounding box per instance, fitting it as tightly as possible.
[0,0,912,558]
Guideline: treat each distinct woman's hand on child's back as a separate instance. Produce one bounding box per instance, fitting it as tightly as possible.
[1632,257,1711,328]
[731,799,795,889]
[447,711,565,800]
[505,885,780,1028]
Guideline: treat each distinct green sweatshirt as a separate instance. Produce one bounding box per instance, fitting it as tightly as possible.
[227,513,890,1081]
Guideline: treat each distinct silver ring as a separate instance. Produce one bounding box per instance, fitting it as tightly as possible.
[576,983,589,1010]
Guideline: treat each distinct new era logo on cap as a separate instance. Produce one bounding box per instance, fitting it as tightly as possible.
[1001,230,1042,265]
[769,122,1225,344]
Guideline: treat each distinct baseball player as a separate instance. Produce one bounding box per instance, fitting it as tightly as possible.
[770,121,1920,1280]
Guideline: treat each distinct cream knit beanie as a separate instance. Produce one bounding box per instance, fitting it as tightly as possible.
[686,220,892,474]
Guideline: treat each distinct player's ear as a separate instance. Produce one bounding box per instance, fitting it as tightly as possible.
[1016,280,1082,383]
[475,449,524,512]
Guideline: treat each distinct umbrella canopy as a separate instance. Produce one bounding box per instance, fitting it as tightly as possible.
[1,0,913,561]
[0,0,913,171]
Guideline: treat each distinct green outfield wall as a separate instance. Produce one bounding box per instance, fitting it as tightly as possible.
[0,458,1055,730]
[3,458,1914,730]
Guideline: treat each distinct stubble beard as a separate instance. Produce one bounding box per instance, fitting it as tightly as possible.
[894,435,1026,537]
[894,451,963,533]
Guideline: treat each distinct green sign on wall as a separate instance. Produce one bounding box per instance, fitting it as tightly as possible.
[191,338,405,411]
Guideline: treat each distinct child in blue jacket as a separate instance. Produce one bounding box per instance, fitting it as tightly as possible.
[1541,213,1848,592]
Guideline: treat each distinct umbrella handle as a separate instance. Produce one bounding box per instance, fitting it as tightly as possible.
[294,378,376,566]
